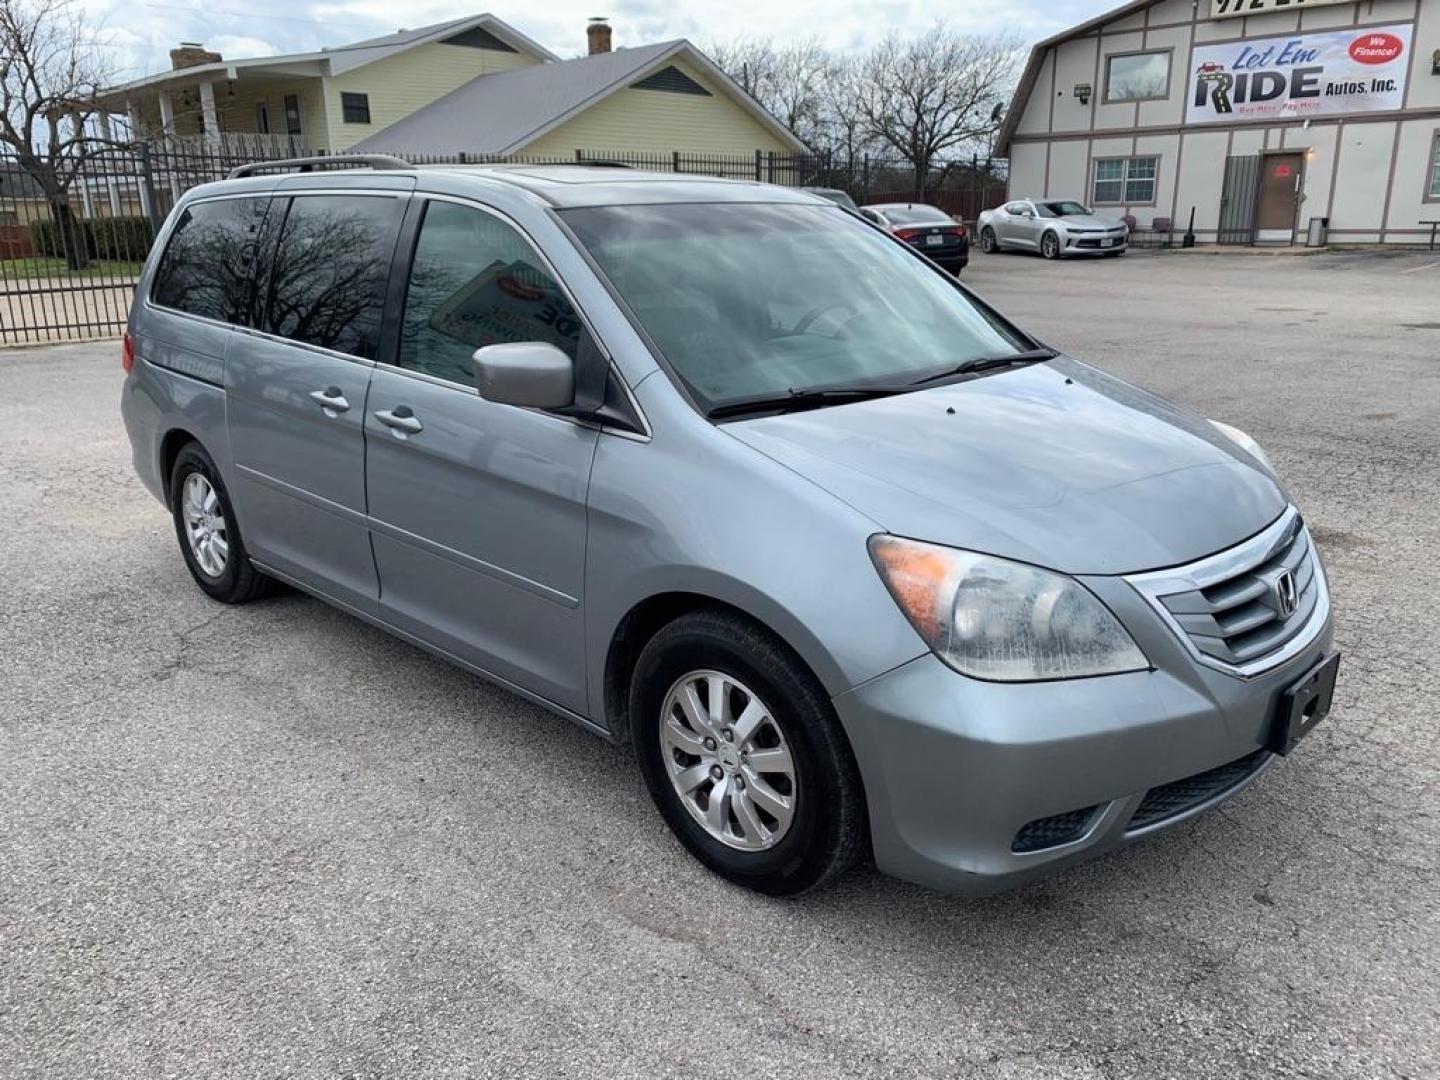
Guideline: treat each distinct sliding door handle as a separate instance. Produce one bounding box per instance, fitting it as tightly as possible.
[375,406,423,436]
[309,387,350,413]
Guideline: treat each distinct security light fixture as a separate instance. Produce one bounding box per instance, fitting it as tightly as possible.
[1074,83,1092,105]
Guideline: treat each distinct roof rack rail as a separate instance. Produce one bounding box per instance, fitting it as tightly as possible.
[226,154,410,180]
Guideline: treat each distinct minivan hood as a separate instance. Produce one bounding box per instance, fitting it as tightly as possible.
[725,358,1286,575]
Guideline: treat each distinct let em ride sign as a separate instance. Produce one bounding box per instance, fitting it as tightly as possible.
[1212,0,1354,17]
[1187,24,1411,124]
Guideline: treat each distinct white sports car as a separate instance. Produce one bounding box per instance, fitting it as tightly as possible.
[977,199,1129,260]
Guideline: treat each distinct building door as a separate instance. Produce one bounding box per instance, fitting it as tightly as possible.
[1255,153,1304,244]
[1218,155,1260,245]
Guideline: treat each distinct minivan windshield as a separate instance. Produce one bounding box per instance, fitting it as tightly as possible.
[562,203,1026,413]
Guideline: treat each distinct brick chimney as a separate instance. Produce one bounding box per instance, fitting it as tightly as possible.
[170,42,223,70]
[586,18,612,56]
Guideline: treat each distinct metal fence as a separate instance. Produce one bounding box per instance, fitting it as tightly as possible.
[0,144,1008,346]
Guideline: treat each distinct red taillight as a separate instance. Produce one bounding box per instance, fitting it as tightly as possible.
[894,227,923,241]
[954,225,968,239]
[121,331,135,374]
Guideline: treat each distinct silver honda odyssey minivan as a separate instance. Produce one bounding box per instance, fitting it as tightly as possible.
[121,159,1338,895]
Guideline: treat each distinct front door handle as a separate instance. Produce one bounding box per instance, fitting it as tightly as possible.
[309,387,350,414]
[375,406,423,436]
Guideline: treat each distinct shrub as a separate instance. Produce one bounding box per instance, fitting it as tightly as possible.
[28,214,153,262]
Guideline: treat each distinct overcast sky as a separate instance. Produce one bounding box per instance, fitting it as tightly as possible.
[81,0,1122,80]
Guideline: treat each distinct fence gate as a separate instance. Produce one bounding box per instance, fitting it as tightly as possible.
[1218,155,1261,245]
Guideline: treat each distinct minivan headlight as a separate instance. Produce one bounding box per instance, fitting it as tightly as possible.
[1210,420,1274,472]
[868,536,1148,681]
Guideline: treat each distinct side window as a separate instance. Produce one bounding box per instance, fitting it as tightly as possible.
[398,200,582,385]
[151,197,271,326]
[264,194,402,359]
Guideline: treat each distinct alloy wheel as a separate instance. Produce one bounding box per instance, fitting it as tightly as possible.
[182,473,229,577]
[659,670,797,851]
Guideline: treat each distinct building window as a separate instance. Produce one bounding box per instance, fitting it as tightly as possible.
[255,102,270,134]
[1428,131,1440,201]
[340,92,371,125]
[1104,51,1170,103]
[1093,156,1159,205]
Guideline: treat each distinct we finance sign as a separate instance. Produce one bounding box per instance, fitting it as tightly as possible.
[1186,24,1412,124]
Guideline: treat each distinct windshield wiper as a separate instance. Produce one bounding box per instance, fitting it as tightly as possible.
[909,347,1058,386]
[708,385,909,420]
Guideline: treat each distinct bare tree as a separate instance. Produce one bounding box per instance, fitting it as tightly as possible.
[709,36,829,150]
[1,0,118,268]
[813,57,876,167]
[855,28,1019,196]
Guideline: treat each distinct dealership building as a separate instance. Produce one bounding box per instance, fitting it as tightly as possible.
[995,0,1440,245]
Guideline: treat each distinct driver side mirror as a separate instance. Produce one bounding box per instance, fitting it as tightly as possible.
[472,342,575,410]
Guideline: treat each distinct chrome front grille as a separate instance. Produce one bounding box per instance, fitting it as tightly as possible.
[1127,508,1328,677]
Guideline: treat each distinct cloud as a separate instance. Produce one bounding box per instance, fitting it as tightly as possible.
[207,34,282,58]
[80,0,1121,79]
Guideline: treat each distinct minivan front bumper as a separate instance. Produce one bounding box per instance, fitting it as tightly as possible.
[832,576,1334,894]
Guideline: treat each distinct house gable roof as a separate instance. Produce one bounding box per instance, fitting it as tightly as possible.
[994,0,1159,157]
[349,40,808,156]
[96,13,557,103]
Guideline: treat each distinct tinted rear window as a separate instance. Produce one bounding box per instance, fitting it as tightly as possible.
[151,197,271,325]
[876,205,953,225]
[264,194,403,359]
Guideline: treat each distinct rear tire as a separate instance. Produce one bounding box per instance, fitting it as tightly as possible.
[169,443,275,604]
[981,227,1000,254]
[630,609,866,896]
[1041,231,1062,259]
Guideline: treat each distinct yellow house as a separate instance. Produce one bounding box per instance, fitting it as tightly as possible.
[92,14,806,162]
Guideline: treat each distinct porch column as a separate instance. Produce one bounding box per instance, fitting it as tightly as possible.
[125,98,144,141]
[198,80,220,154]
[96,112,123,214]
[156,90,180,202]
[125,99,155,222]
[157,89,176,140]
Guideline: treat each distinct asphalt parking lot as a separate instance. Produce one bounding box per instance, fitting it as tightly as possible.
[2,248,1437,1079]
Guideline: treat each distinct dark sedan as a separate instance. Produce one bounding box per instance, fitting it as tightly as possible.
[860,203,969,274]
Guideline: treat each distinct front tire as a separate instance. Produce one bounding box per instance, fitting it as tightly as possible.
[630,609,866,896]
[1041,231,1062,259]
[169,443,275,604]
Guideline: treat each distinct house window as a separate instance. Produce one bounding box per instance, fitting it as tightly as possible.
[283,94,303,137]
[255,102,270,134]
[1104,51,1170,103]
[341,92,371,124]
[1428,131,1440,201]
[1093,156,1159,205]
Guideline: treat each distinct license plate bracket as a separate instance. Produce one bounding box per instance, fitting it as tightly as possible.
[1267,652,1340,756]
[925,234,943,246]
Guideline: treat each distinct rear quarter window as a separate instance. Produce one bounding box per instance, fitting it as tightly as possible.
[150,197,272,326]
